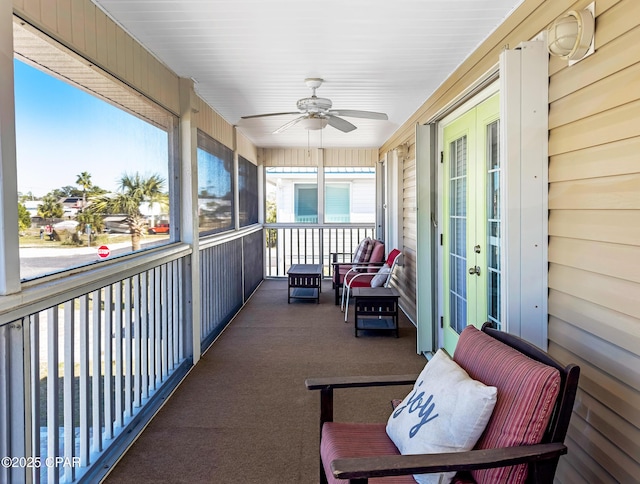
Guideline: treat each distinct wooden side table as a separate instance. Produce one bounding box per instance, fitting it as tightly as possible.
[351,287,400,337]
[287,264,323,303]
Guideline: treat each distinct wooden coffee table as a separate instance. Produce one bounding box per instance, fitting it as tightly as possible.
[351,287,400,337]
[287,264,323,303]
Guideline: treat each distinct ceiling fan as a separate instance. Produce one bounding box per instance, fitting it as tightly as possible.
[241,78,388,134]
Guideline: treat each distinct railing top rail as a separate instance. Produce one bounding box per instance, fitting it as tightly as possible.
[0,243,192,325]
[199,224,263,250]
[263,223,375,229]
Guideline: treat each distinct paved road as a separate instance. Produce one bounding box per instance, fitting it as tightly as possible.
[19,238,166,280]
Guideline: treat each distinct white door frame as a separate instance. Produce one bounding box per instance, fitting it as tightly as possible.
[428,40,548,350]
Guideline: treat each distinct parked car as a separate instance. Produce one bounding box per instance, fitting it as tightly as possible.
[148,223,169,234]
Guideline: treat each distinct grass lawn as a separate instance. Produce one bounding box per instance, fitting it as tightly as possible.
[20,228,132,248]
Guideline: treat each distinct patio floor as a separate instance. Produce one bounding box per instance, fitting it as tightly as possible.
[103,278,426,483]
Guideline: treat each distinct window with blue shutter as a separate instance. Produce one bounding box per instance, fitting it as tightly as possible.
[295,184,318,223]
[325,184,350,223]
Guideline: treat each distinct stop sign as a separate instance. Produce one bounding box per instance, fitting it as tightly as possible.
[97,245,110,259]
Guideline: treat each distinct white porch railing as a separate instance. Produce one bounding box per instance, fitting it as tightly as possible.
[0,223,359,483]
[0,245,192,484]
[0,226,265,484]
[264,224,376,277]
[199,227,264,351]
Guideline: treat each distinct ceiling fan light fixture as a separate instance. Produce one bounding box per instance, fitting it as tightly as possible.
[298,117,329,130]
[242,77,388,134]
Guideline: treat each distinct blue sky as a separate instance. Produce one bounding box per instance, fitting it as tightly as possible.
[14,59,169,198]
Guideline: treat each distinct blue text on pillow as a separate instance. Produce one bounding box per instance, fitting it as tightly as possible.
[391,380,439,438]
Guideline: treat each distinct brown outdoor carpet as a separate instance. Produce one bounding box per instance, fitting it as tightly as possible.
[103,279,427,484]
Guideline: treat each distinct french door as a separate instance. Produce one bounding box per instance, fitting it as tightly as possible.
[442,94,501,354]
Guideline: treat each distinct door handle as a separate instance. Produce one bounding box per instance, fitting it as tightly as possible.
[468,266,481,276]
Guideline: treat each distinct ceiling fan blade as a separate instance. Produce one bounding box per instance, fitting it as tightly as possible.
[241,111,300,119]
[327,115,357,133]
[328,109,388,120]
[273,116,306,134]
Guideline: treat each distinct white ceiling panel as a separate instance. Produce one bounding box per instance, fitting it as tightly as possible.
[93,0,524,148]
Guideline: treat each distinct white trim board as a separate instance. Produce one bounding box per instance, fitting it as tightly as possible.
[500,40,549,350]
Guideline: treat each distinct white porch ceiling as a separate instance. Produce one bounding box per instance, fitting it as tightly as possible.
[92,0,524,149]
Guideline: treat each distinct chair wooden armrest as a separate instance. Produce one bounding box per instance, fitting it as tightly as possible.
[330,443,568,482]
[305,374,418,391]
[331,252,353,263]
[306,374,417,426]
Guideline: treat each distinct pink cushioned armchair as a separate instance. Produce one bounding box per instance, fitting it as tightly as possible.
[306,323,580,484]
[331,238,386,305]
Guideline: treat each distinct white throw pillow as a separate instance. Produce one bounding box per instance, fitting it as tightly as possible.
[370,263,391,287]
[386,349,497,484]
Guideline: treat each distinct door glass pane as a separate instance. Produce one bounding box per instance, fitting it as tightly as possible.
[486,120,501,329]
[449,136,467,334]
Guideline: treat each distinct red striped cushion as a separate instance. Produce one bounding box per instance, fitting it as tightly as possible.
[453,326,561,484]
[321,422,416,484]
[352,238,373,263]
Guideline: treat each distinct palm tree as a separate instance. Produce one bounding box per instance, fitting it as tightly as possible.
[76,171,93,211]
[88,173,166,251]
[76,211,105,242]
[37,194,63,222]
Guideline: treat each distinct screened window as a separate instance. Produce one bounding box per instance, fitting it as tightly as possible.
[324,167,375,223]
[325,184,350,223]
[14,56,174,281]
[295,185,318,223]
[197,130,234,234]
[265,167,317,223]
[238,156,259,227]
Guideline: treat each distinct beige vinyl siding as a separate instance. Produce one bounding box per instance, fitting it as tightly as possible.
[236,131,258,165]
[258,147,320,167]
[547,4,640,476]
[14,0,181,115]
[549,209,640,245]
[194,96,234,150]
[399,142,417,321]
[257,147,376,167]
[323,148,377,167]
[382,0,639,481]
